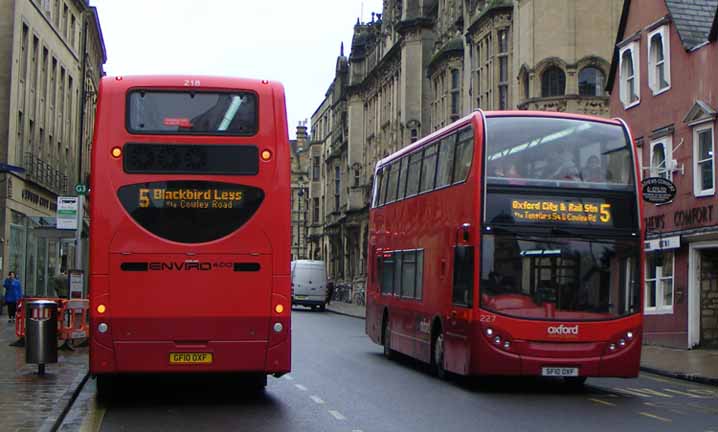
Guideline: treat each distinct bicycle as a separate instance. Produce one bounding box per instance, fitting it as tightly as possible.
[352,289,366,306]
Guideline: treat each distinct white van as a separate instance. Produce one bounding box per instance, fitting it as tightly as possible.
[291,260,328,311]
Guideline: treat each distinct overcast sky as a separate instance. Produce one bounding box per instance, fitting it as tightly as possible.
[89,0,384,138]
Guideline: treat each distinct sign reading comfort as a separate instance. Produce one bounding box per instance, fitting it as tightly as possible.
[510,198,612,225]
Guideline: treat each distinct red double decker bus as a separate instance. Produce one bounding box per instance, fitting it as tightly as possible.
[89,76,291,397]
[366,111,643,384]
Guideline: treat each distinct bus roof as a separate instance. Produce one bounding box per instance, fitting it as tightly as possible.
[375,110,625,171]
[100,75,285,93]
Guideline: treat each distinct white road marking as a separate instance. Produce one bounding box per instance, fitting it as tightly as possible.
[664,388,709,398]
[614,388,653,398]
[310,395,325,404]
[638,411,672,422]
[588,398,615,407]
[295,384,308,391]
[329,410,346,420]
[626,388,673,398]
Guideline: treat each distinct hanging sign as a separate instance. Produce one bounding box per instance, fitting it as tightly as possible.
[642,177,676,204]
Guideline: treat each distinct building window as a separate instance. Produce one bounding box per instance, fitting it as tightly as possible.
[312,156,320,181]
[648,26,670,94]
[450,69,460,121]
[619,43,640,107]
[20,24,29,81]
[410,128,418,143]
[645,251,674,313]
[498,29,509,109]
[541,66,565,97]
[650,137,672,180]
[694,124,715,196]
[313,198,319,223]
[578,67,605,97]
[334,166,340,212]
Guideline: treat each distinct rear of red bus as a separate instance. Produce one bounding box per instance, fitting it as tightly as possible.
[475,112,643,381]
[88,76,291,390]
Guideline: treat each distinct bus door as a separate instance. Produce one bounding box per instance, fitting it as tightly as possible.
[444,244,474,375]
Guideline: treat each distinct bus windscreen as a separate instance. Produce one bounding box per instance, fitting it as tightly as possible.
[480,234,641,321]
[485,117,634,190]
[127,91,258,135]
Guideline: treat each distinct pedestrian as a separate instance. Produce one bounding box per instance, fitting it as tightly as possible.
[326,280,335,305]
[3,271,23,322]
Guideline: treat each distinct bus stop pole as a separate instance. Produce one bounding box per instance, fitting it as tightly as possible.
[74,195,84,272]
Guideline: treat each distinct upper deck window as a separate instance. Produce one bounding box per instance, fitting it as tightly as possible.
[486,116,634,190]
[127,91,258,135]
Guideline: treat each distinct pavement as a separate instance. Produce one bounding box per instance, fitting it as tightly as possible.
[0,315,89,432]
[326,301,718,386]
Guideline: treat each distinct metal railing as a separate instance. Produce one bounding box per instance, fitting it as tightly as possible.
[24,153,69,195]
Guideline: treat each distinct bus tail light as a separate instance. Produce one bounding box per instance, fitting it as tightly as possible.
[275,304,284,314]
[97,304,107,314]
[261,149,272,161]
[111,147,122,158]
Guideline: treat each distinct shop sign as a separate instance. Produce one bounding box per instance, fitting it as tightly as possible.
[642,177,676,204]
[645,235,680,252]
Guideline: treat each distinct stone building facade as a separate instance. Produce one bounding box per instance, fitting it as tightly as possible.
[290,122,310,261]
[305,0,621,298]
[0,0,105,296]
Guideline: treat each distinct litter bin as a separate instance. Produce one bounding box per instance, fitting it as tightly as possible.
[25,300,59,374]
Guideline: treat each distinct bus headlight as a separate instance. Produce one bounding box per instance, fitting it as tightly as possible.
[98,323,109,333]
[273,322,283,333]
[485,328,494,336]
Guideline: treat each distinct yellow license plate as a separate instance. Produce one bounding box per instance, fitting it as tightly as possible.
[169,352,213,364]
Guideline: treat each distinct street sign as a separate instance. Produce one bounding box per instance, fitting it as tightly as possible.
[642,177,676,204]
[74,184,88,195]
[56,197,79,230]
[68,270,84,299]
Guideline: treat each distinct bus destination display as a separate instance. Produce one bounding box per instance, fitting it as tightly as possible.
[139,187,244,209]
[511,198,611,225]
[485,192,638,230]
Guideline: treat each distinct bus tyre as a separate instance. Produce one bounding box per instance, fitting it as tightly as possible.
[319,304,326,312]
[382,319,393,360]
[248,373,268,389]
[433,332,448,380]
[564,376,587,389]
[96,375,115,403]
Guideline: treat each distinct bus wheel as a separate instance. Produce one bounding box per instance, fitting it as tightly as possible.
[564,376,587,389]
[433,332,448,380]
[319,304,326,312]
[96,375,115,403]
[248,373,268,389]
[382,319,394,360]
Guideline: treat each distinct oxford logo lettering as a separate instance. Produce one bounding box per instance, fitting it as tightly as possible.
[547,324,579,335]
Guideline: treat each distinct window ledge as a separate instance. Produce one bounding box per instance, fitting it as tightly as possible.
[694,190,715,198]
[623,100,641,110]
[652,86,671,97]
[644,308,674,315]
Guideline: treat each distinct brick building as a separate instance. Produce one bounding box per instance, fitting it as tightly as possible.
[608,0,718,348]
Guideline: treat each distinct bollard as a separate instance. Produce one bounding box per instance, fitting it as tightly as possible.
[25,300,59,375]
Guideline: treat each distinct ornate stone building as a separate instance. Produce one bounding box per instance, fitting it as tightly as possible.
[0,0,105,296]
[290,122,310,261]
[306,0,622,297]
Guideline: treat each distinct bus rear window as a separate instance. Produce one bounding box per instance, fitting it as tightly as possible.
[127,91,258,135]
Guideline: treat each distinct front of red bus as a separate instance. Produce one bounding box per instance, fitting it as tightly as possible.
[476,112,642,379]
[89,76,290,386]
